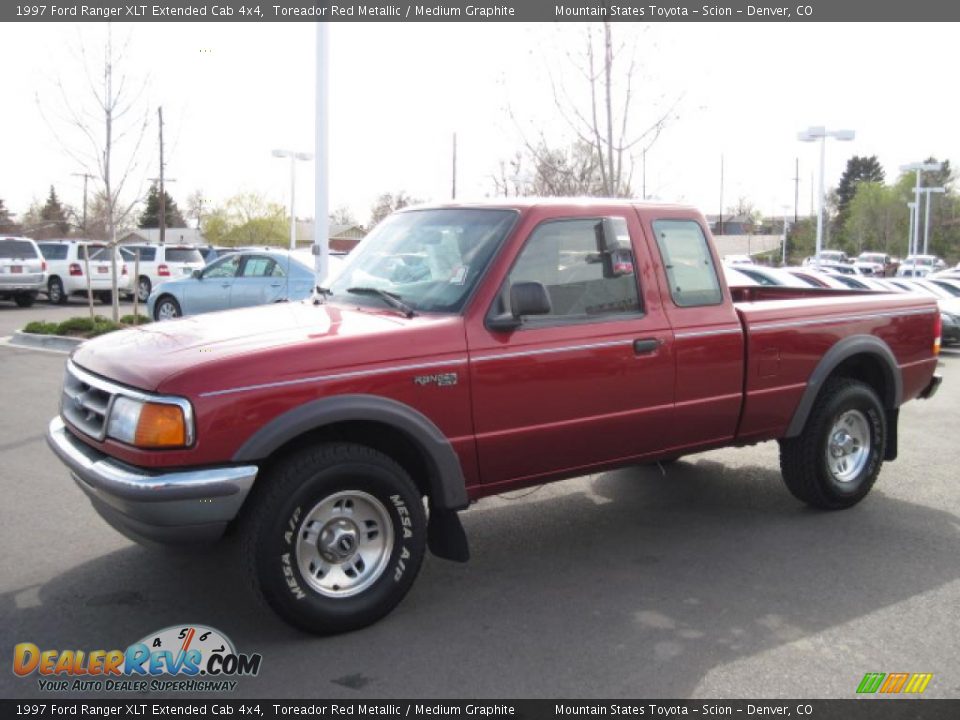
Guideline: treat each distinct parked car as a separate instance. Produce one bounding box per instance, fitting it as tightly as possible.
[856,252,897,277]
[119,244,205,302]
[804,250,850,266]
[198,245,235,265]
[47,200,942,634]
[890,279,960,345]
[723,254,754,265]
[147,250,327,321]
[37,239,127,305]
[0,236,46,307]
[723,264,812,288]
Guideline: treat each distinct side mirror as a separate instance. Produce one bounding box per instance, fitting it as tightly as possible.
[192,269,202,279]
[487,281,552,331]
[594,217,635,278]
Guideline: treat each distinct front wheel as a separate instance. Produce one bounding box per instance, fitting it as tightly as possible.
[48,277,67,305]
[240,443,427,634]
[779,378,886,509]
[153,295,181,321]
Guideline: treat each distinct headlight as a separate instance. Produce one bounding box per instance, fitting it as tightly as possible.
[106,396,191,448]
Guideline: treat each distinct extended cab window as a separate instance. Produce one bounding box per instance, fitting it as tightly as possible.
[505,218,641,321]
[652,220,722,307]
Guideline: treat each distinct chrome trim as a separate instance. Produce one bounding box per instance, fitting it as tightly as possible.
[674,327,742,340]
[199,358,469,398]
[471,339,634,363]
[47,417,258,543]
[750,307,934,332]
[66,360,196,446]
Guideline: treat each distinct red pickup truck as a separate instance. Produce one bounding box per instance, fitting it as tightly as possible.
[47,200,942,634]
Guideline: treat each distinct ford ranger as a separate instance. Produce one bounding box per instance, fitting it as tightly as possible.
[47,200,942,634]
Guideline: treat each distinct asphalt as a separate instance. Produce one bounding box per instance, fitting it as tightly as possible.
[1,300,958,700]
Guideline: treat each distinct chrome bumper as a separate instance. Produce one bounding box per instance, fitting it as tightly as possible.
[46,417,258,544]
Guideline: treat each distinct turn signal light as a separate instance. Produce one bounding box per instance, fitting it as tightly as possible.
[134,403,187,448]
[934,313,942,356]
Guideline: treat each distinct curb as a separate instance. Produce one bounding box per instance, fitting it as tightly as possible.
[8,331,84,353]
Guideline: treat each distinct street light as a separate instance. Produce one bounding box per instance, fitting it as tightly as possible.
[900,161,941,257]
[272,149,314,250]
[907,202,917,256]
[920,186,946,255]
[797,126,855,264]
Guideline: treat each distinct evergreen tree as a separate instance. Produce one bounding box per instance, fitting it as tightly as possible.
[836,156,885,217]
[138,183,187,229]
[41,185,71,236]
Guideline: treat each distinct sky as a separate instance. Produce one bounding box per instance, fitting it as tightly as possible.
[3,21,958,229]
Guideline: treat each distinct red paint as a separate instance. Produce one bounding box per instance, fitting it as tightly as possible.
[66,201,940,498]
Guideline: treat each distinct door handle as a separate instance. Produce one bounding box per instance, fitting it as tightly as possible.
[221,282,231,288]
[270,282,282,287]
[633,338,661,355]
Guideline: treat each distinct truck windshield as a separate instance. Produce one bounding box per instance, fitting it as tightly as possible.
[328,208,517,313]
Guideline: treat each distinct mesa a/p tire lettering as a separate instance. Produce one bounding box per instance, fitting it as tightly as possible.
[242,443,427,634]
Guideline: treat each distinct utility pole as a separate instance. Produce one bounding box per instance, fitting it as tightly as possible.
[158,106,166,245]
[451,132,457,199]
[718,154,724,234]
[71,172,94,235]
[792,158,799,224]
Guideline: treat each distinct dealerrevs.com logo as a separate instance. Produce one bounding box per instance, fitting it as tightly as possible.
[13,625,262,693]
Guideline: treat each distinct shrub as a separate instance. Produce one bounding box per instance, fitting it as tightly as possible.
[23,321,59,335]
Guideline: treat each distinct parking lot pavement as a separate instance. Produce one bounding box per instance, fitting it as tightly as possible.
[1,342,958,699]
[0,296,142,338]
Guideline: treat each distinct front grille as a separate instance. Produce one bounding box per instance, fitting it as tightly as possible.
[62,365,114,440]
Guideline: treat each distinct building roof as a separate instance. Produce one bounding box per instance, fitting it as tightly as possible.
[120,227,205,245]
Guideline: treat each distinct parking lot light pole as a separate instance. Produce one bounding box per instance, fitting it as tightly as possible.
[907,202,917,256]
[797,127,855,266]
[921,186,946,255]
[272,149,314,250]
[900,162,941,257]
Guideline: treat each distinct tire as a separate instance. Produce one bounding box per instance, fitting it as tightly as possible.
[137,276,151,303]
[153,295,181,321]
[48,277,67,305]
[14,293,36,308]
[240,443,427,634]
[98,291,113,305]
[778,378,886,510]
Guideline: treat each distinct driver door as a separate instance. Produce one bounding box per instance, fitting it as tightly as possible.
[184,254,240,314]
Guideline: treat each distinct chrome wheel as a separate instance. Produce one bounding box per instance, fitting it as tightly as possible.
[48,278,65,304]
[156,299,180,320]
[826,409,870,483]
[137,277,151,302]
[295,491,394,598]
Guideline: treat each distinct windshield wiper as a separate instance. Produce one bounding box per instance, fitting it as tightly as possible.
[346,287,416,318]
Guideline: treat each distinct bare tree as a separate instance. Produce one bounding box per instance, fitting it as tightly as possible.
[37,24,150,320]
[185,189,206,230]
[504,23,681,198]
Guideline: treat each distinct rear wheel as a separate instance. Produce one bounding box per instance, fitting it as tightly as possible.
[14,293,36,308]
[153,295,181,321]
[240,443,427,634]
[137,276,151,303]
[779,378,886,509]
[47,277,67,305]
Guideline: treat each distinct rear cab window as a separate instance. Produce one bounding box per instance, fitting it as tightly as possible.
[652,219,722,307]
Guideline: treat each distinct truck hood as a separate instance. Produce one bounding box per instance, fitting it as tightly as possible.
[71,300,466,394]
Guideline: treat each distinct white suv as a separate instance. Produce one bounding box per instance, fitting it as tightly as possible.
[119,244,206,301]
[0,236,47,307]
[37,239,128,305]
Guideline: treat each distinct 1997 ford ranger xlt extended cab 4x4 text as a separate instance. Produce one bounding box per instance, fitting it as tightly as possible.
[47,200,942,633]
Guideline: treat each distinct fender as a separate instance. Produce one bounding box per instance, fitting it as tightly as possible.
[785,334,902,438]
[232,394,469,511]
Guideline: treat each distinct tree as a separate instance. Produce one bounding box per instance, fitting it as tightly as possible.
[201,192,288,247]
[833,156,885,243]
[37,25,151,320]
[138,183,186,229]
[0,198,14,232]
[369,192,419,227]
[330,205,358,227]
[505,23,680,198]
[843,182,905,255]
[185,190,205,229]
[41,186,72,236]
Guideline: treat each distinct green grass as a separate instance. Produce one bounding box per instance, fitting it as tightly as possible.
[22,314,152,339]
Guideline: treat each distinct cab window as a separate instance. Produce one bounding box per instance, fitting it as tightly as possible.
[652,220,722,307]
[502,217,641,323]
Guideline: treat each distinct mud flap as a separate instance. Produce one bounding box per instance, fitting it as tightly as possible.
[427,507,469,562]
[884,407,898,461]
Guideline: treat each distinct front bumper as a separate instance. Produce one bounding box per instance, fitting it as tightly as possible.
[46,417,258,545]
